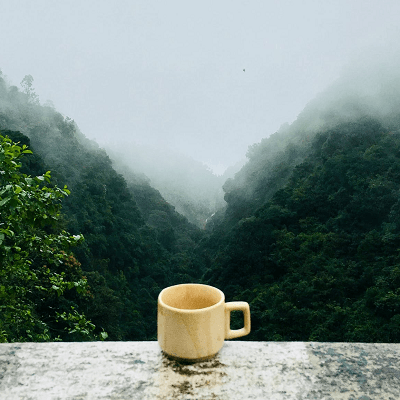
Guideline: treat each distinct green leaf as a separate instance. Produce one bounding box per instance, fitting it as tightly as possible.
[0,197,10,206]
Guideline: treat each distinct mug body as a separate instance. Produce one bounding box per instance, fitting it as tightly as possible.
[158,283,225,361]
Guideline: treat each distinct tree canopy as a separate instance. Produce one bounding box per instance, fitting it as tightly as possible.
[202,118,400,342]
[1,68,400,343]
[0,133,100,342]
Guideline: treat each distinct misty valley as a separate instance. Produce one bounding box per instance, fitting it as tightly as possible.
[1,65,400,343]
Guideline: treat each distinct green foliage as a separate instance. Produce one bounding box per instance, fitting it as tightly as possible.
[0,134,99,342]
[203,118,400,342]
[0,72,204,341]
[5,67,400,344]
[55,306,106,341]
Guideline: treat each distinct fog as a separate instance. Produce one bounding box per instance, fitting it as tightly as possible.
[1,0,399,175]
[290,47,400,137]
[106,141,237,227]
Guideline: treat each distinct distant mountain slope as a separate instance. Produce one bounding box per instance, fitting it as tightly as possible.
[195,54,400,342]
[212,54,400,233]
[104,142,230,227]
[203,117,400,342]
[0,70,205,341]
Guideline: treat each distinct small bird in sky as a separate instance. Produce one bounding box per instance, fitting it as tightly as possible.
[243,68,245,72]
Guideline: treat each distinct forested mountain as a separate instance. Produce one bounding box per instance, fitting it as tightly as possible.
[2,59,400,344]
[199,60,400,342]
[202,117,400,342]
[104,142,233,228]
[0,71,205,341]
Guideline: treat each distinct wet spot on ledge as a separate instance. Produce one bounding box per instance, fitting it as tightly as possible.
[161,351,227,377]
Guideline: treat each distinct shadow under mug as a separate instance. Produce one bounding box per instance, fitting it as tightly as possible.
[157,283,251,361]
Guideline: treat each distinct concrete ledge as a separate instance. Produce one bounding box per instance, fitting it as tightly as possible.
[1,341,400,399]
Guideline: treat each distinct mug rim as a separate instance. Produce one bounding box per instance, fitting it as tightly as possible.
[158,283,225,313]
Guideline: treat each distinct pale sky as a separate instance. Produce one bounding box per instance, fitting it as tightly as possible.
[1,0,399,174]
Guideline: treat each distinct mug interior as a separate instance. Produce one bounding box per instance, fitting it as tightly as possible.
[160,284,223,310]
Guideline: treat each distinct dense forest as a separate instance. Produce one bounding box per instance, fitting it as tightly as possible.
[203,118,400,341]
[1,66,400,343]
[0,71,204,341]
[105,141,232,228]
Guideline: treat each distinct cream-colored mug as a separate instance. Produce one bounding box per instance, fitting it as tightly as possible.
[157,283,251,361]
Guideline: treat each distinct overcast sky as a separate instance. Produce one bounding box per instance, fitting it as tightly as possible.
[1,1,399,174]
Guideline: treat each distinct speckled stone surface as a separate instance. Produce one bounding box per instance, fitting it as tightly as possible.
[0,341,399,399]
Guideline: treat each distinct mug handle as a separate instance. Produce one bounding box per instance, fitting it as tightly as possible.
[225,302,251,339]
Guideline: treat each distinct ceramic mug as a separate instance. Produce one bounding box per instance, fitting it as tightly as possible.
[157,283,251,361]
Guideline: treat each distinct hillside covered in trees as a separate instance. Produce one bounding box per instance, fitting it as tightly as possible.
[105,142,231,228]
[0,70,205,342]
[1,61,400,343]
[199,59,400,342]
[203,118,400,342]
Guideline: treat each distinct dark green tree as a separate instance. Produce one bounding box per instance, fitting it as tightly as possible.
[0,134,102,342]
